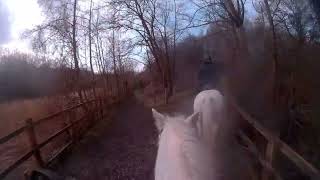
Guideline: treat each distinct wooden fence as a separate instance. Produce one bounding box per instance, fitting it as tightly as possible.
[230,99,320,180]
[0,97,112,179]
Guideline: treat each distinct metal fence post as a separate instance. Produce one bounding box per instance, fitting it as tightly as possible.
[25,118,44,167]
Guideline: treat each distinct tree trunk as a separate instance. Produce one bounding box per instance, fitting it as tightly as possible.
[96,31,110,95]
[72,0,84,103]
[112,30,120,98]
[88,0,97,100]
[263,0,279,105]
[117,43,123,94]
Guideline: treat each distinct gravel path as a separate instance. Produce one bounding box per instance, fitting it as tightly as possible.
[55,94,253,180]
[56,98,158,180]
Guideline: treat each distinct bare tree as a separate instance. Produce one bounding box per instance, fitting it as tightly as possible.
[276,0,316,44]
[27,0,89,103]
[71,0,87,103]
[262,0,280,104]
[92,8,111,95]
[190,0,248,64]
[108,0,182,103]
[191,0,249,99]
[310,0,320,25]
[88,0,97,100]
[110,30,120,97]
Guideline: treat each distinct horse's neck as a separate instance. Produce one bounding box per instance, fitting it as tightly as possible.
[181,137,215,179]
[156,130,190,180]
[156,128,214,180]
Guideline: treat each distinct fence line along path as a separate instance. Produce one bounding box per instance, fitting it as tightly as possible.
[230,97,320,180]
[0,97,113,179]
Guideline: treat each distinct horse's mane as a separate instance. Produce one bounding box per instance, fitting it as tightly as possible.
[158,115,214,179]
[160,115,199,144]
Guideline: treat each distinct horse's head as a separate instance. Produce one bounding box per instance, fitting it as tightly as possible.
[152,108,201,141]
[152,109,215,180]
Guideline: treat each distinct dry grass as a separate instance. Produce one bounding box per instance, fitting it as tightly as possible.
[0,87,117,180]
[0,96,64,137]
[0,96,81,180]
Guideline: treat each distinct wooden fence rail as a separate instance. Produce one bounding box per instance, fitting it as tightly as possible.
[0,99,96,146]
[230,98,320,180]
[0,97,111,179]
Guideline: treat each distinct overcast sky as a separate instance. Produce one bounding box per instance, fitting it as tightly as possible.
[0,0,43,52]
[0,0,257,54]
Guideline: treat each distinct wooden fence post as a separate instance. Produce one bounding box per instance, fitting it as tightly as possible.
[65,111,75,143]
[25,118,44,167]
[100,98,103,120]
[262,140,276,180]
[90,102,95,124]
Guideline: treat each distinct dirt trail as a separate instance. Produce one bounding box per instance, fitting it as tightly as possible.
[56,98,158,180]
[55,94,253,180]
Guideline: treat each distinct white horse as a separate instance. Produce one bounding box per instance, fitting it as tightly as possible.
[152,89,225,180]
[152,109,216,180]
[193,89,225,148]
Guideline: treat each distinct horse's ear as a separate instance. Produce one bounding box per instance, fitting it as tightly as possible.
[152,108,166,132]
[186,112,200,127]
